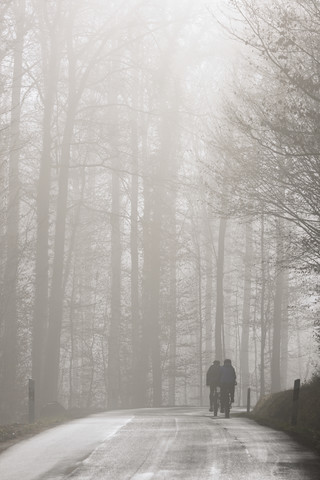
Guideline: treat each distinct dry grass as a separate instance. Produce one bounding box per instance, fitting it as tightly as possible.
[251,375,320,454]
[0,417,69,454]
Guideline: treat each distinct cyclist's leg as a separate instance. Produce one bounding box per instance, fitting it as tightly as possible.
[213,385,219,415]
[209,385,214,411]
[220,384,226,412]
[225,386,231,418]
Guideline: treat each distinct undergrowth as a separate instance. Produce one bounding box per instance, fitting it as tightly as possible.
[250,374,320,454]
[0,417,68,444]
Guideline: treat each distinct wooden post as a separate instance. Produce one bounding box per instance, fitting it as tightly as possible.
[247,387,251,413]
[291,378,300,426]
[28,379,35,423]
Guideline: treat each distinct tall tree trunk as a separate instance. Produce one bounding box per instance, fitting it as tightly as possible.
[271,219,284,393]
[33,4,62,409]
[149,192,162,407]
[240,220,252,404]
[281,268,289,389]
[67,264,76,409]
[130,99,141,407]
[144,109,177,406]
[139,173,162,407]
[260,213,266,397]
[215,217,227,361]
[139,179,152,406]
[39,3,106,404]
[107,123,122,409]
[0,0,25,422]
[168,201,177,406]
[42,98,77,403]
[41,8,104,401]
[205,224,214,368]
[198,251,203,406]
[65,171,85,408]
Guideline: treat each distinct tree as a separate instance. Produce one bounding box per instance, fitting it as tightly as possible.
[219,0,320,270]
[240,219,252,403]
[33,0,64,408]
[0,0,25,422]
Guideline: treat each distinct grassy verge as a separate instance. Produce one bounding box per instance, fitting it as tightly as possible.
[0,417,70,454]
[0,417,70,441]
[0,407,102,454]
[249,375,320,455]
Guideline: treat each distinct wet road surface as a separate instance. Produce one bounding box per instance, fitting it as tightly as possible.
[0,407,319,479]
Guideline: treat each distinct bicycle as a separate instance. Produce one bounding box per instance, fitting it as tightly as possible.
[220,385,233,418]
[209,385,220,416]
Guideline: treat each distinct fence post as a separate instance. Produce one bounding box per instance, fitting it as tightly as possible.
[291,378,300,426]
[246,387,251,413]
[28,379,35,423]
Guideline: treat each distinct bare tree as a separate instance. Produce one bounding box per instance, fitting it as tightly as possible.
[0,0,25,422]
[240,219,253,403]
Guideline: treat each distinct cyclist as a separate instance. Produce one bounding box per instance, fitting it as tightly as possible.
[220,359,237,414]
[206,360,221,413]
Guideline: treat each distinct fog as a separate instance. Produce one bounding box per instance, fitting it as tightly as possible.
[0,0,319,424]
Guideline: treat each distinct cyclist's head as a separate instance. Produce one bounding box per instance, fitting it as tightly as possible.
[213,360,220,365]
[224,359,232,365]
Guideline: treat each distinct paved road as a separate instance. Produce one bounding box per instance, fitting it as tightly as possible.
[0,407,319,479]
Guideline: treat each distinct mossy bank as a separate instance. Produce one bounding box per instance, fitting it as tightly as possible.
[249,375,320,454]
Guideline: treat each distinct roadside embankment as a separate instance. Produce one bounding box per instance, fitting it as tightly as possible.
[249,375,320,454]
[0,407,100,454]
[0,418,67,454]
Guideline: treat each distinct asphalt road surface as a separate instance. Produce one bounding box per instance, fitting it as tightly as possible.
[0,407,319,479]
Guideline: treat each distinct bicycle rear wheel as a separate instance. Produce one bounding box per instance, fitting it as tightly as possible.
[213,394,219,416]
[224,393,231,418]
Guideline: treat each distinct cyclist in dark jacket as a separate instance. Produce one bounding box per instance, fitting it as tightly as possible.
[206,360,221,412]
[220,359,237,406]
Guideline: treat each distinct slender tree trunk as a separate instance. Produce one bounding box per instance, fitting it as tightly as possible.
[41,10,101,402]
[62,163,85,294]
[281,268,289,389]
[271,219,284,393]
[146,109,177,406]
[65,171,85,409]
[295,316,303,379]
[139,175,162,407]
[42,98,77,403]
[40,6,104,404]
[253,281,259,404]
[139,178,152,406]
[168,202,177,406]
[33,5,62,409]
[0,0,25,422]
[215,217,227,361]
[240,220,252,404]
[68,264,76,409]
[260,213,266,397]
[130,109,141,407]
[205,230,213,368]
[107,125,122,409]
[198,252,203,406]
[149,193,162,407]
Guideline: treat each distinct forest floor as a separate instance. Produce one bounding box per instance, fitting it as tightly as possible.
[248,374,320,455]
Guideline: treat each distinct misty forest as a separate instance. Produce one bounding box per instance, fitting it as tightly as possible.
[1,0,320,424]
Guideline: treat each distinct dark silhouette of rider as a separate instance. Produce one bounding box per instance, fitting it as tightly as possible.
[220,359,237,408]
[206,360,221,412]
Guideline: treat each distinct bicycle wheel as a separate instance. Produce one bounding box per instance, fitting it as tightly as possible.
[213,393,219,416]
[224,393,231,418]
[220,389,226,415]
